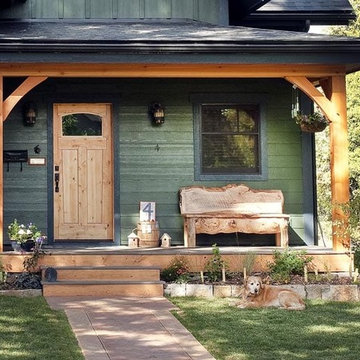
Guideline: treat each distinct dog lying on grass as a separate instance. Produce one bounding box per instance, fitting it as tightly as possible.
[235,275,306,310]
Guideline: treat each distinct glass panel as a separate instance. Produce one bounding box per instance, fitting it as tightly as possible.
[238,106,258,132]
[62,113,102,136]
[202,106,237,133]
[202,134,258,174]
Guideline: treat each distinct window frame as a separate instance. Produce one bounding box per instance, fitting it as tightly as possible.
[192,93,268,181]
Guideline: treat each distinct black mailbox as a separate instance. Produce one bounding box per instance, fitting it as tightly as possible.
[4,150,28,171]
[4,150,28,162]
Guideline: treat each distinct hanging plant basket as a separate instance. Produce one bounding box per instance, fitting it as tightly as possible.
[299,121,328,133]
[293,111,330,133]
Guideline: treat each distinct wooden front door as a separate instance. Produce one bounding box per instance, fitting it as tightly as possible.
[53,103,113,241]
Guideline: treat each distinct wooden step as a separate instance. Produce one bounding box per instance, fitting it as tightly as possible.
[42,280,164,297]
[41,266,160,282]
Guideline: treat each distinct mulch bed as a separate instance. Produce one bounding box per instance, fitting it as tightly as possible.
[183,272,354,286]
[0,273,42,290]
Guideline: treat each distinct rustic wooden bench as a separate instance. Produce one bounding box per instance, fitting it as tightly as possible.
[179,184,289,247]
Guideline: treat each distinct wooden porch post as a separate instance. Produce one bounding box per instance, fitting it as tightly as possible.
[0,76,3,252]
[328,75,350,251]
[285,75,350,252]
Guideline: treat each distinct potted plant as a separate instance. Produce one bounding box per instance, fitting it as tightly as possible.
[293,111,330,132]
[7,219,44,252]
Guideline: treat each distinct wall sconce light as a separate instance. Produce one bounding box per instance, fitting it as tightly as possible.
[149,102,165,126]
[23,103,37,126]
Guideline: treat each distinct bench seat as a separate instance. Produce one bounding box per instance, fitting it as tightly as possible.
[179,184,290,247]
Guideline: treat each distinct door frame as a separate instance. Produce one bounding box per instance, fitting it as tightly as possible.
[47,94,121,245]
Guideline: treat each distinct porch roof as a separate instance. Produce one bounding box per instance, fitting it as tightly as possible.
[0,20,360,72]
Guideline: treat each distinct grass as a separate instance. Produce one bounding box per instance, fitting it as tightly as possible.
[171,297,360,360]
[0,296,84,360]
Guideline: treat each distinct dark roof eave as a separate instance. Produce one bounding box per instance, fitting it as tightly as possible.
[243,12,356,25]
[1,41,360,53]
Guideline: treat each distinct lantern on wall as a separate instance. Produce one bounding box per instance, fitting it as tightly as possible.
[23,103,37,126]
[149,102,165,126]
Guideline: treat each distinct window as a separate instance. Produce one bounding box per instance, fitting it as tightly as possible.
[62,113,102,136]
[193,95,267,181]
[201,104,259,174]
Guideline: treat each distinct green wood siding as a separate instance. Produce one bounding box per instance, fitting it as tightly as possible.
[0,0,224,24]
[3,95,48,240]
[3,78,306,246]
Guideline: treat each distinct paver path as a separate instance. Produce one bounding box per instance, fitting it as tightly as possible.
[46,297,215,360]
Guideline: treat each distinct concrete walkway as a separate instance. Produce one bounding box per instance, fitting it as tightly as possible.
[46,297,215,360]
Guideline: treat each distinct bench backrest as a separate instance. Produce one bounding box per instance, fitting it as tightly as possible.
[179,184,284,215]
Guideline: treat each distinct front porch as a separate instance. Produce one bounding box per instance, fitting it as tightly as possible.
[1,245,352,273]
[1,20,360,262]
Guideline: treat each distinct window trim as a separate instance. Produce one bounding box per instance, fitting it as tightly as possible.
[191,93,268,181]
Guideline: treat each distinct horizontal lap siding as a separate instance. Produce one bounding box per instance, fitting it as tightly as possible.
[0,0,221,24]
[118,79,304,245]
[119,86,194,244]
[3,98,48,240]
[3,78,305,245]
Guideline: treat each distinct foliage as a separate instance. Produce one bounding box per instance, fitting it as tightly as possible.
[0,258,4,283]
[23,247,46,273]
[330,0,360,266]
[241,251,257,275]
[171,297,360,360]
[268,250,313,283]
[0,297,84,360]
[7,219,42,244]
[316,0,360,249]
[160,256,190,283]
[204,244,228,282]
[331,0,360,37]
[293,111,329,126]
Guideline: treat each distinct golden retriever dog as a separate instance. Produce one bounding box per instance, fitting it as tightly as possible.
[236,276,305,310]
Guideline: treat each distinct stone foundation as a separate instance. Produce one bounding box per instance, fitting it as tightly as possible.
[164,283,360,302]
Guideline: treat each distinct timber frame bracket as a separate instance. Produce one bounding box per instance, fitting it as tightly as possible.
[285,75,341,124]
[2,76,48,122]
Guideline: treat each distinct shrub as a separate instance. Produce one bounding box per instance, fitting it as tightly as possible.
[204,244,228,282]
[160,256,190,283]
[242,252,257,275]
[268,250,313,283]
[353,241,360,270]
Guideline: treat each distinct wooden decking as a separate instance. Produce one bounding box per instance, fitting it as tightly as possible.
[0,245,352,273]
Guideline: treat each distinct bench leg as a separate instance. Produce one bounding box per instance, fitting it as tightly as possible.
[184,218,196,247]
[276,221,289,247]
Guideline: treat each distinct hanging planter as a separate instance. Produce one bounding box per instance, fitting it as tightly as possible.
[293,111,331,133]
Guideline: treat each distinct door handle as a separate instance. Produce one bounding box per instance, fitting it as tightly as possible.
[55,172,60,193]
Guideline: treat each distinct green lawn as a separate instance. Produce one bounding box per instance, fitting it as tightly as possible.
[0,296,84,360]
[171,297,360,360]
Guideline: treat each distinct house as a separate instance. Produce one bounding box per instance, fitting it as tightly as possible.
[0,0,359,266]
